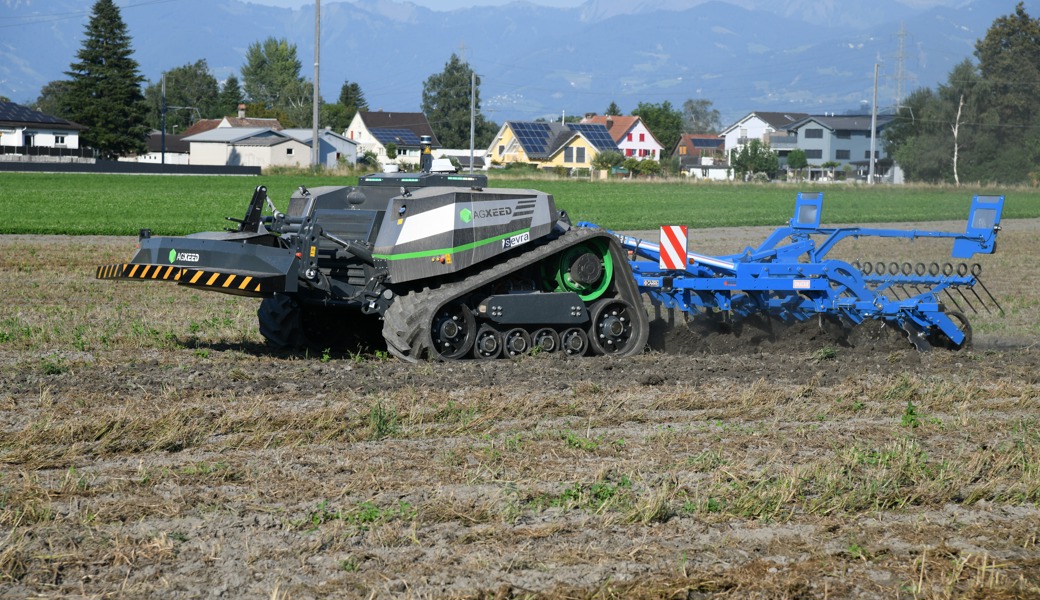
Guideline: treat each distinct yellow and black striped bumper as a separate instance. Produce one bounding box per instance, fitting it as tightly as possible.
[96,263,283,297]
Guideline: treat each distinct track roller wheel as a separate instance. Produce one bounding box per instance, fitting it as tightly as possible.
[561,327,589,357]
[589,298,640,355]
[430,302,476,359]
[503,328,532,357]
[531,328,561,354]
[473,325,503,359]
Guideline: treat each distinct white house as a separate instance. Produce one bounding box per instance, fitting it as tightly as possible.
[580,115,663,160]
[0,100,89,160]
[345,111,440,166]
[720,111,808,167]
[183,128,311,168]
[282,128,358,168]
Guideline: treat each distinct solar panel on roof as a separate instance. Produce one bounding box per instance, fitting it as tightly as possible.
[370,127,422,146]
[569,123,619,152]
[510,122,553,155]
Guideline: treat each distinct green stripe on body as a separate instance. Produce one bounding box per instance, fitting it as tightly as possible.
[374,228,531,261]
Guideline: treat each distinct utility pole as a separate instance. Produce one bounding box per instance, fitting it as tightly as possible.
[868,63,879,184]
[469,71,476,174]
[161,73,166,166]
[311,0,320,168]
[895,22,907,109]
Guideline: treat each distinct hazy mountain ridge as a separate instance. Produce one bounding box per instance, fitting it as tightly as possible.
[0,0,1017,125]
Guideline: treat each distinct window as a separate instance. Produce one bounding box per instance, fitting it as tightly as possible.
[639,133,645,142]
[498,145,504,155]
[806,149,822,159]
[836,149,850,160]
[564,147,574,162]
[627,133,633,142]
[626,148,634,157]
[54,135,66,146]
[864,150,878,159]
[286,148,294,156]
[836,130,850,139]
[576,147,586,163]
[805,128,823,139]
[679,146,687,155]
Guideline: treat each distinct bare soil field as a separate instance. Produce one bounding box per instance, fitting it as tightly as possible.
[2,220,1039,599]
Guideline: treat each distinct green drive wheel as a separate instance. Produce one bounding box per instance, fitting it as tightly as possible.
[552,239,614,302]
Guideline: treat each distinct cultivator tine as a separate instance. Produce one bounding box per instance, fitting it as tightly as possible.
[943,289,968,314]
[954,287,979,314]
[968,286,993,315]
[975,278,1005,315]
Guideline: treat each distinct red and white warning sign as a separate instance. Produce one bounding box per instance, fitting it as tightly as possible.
[659,225,688,270]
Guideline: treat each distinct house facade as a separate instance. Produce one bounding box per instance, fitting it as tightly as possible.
[282,128,358,168]
[487,121,619,171]
[720,111,808,170]
[580,115,664,160]
[784,115,895,180]
[345,111,440,167]
[672,133,726,169]
[183,128,311,168]
[0,100,89,160]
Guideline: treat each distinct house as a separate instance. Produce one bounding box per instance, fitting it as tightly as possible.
[486,121,620,171]
[435,148,487,171]
[282,128,358,168]
[672,133,726,169]
[720,111,808,168]
[183,127,310,168]
[580,115,664,160]
[0,100,89,160]
[784,114,896,181]
[134,131,190,165]
[180,104,283,138]
[345,111,440,167]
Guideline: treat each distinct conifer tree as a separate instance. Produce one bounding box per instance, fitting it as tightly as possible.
[64,0,148,158]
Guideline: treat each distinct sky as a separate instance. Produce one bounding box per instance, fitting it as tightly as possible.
[244,0,587,9]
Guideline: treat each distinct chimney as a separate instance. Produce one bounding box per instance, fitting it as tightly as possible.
[606,117,613,130]
[237,104,246,119]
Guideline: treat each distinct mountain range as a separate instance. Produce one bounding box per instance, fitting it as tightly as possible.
[0,0,1025,126]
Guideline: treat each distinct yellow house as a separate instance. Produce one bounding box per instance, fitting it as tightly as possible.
[487,121,619,170]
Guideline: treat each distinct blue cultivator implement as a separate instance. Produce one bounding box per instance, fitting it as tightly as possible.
[581,193,1004,351]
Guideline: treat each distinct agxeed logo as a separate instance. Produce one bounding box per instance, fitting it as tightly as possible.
[460,206,512,222]
[168,249,200,263]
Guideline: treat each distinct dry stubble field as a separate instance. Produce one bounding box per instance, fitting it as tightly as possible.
[1,219,1040,599]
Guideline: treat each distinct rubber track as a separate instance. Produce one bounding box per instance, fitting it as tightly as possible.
[381,227,638,362]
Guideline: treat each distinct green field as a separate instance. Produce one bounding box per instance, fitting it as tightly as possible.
[2,171,1038,235]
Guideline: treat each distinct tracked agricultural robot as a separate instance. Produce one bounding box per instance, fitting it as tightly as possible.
[97,144,1003,359]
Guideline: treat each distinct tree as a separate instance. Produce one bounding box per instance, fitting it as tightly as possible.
[32,80,72,118]
[786,148,808,180]
[422,53,498,148]
[681,99,722,133]
[975,2,1040,134]
[241,37,312,126]
[217,74,244,117]
[632,101,683,154]
[320,102,351,131]
[338,81,368,122]
[730,139,778,180]
[591,150,623,171]
[63,0,148,158]
[604,102,621,117]
[143,59,219,132]
[885,4,1040,184]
